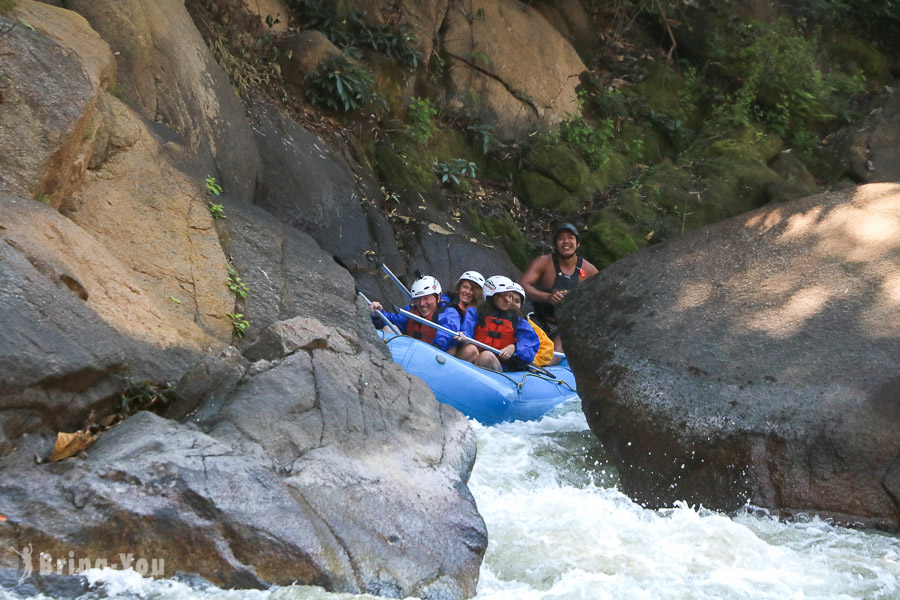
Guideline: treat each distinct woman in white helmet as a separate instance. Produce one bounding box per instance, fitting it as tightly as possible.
[446,271,485,318]
[456,275,539,371]
[507,282,555,367]
[445,271,485,356]
[369,276,461,351]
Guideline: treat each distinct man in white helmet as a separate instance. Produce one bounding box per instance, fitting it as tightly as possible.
[369,276,461,351]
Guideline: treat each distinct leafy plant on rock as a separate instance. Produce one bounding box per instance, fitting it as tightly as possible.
[287,0,422,67]
[557,114,616,170]
[434,158,477,186]
[226,263,248,299]
[305,55,385,113]
[467,123,501,154]
[407,97,437,144]
[205,176,226,219]
[226,312,249,340]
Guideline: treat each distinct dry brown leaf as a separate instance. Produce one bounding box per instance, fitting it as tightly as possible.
[50,430,97,462]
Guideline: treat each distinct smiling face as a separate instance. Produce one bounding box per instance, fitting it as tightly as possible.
[493,291,515,311]
[458,280,478,306]
[509,292,523,312]
[555,231,579,258]
[413,294,438,317]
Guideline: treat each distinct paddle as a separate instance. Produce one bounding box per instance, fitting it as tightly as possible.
[396,307,557,378]
[380,263,413,300]
[358,291,402,336]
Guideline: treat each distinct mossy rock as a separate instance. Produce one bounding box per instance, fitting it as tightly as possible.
[642,159,695,211]
[465,210,535,271]
[581,207,646,268]
[694,127,783,164]
[368,54,409,115]
[615,187,658,225]
[525,139,589,192]
[428,128,480,164]
[825,35,890,85]
[518,170,580,214]
[482,153,519,183]
[375,139,436,195]
[617,120,673,164]
[627,60,686,116]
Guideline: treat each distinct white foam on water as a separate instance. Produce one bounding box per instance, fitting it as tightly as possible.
[470,410,900,600]
[2,407,897,600]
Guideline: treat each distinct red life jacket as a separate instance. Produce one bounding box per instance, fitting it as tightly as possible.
[474,311,518,350]
[405,303,448,344]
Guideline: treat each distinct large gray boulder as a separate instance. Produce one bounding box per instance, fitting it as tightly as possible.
[0,318,486,598]
[561,184,900,530]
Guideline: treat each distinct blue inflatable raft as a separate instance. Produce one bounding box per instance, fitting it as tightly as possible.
[379,331,579,425]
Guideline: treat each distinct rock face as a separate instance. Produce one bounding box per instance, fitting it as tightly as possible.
[561,184,900,530]
[441,0,585,140]
[0,2,488,596]
[1,319,485,597]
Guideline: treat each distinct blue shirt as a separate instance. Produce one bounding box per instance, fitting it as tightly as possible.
[460,307,539,367]
[373,301,461,351]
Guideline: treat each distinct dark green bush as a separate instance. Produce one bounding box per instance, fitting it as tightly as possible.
[286,0,422,67]
[304,55,384,113]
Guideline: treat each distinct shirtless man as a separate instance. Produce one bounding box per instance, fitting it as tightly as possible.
[518,223,598,362]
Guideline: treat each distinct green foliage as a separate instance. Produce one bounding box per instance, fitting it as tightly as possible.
[205,176,226,219]
[467,123,501,154]
[226,313,249,340]
[0,1,15,15]
[206,176,223,196]
[226,264,248,299]
[407,97,437,144]
[556,115,616,170]
[786,0,900,44]
[434,158,477,185]
[208,203,226,219]
[704,19,866,146]
[287,0,422,67]
[305,55,384,113]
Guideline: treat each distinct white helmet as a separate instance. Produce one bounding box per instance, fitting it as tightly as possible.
[483,275,515,298]
[457,270,485,289]
[509,282,526,303]
[410,276,442,298]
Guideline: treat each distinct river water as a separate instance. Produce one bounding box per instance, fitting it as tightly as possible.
[3,403,898,600]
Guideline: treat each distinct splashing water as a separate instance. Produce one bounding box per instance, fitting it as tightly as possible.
[3,404,897,600]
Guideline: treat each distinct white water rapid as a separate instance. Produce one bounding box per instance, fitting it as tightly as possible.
[3,403,898,600]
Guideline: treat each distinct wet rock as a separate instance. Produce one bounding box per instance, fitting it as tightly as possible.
[562,184,900,530]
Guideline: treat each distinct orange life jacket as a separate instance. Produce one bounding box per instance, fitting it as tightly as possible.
[405,303,449,344]
[474,312,517,350]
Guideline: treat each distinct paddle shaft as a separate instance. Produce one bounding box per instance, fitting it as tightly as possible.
[397,307,505,357]
[380,264,412,299]
[359,292,402,336]
[397,307,557,377]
